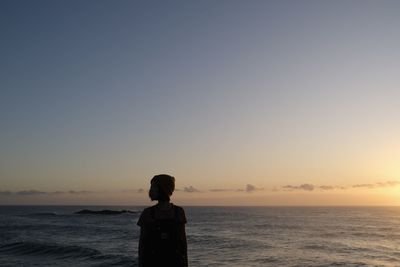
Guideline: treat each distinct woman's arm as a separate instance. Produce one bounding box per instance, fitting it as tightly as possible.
[138,227,146,267]
[179,224,188,267]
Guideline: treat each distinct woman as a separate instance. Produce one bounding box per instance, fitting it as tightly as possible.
[137,174,188,267]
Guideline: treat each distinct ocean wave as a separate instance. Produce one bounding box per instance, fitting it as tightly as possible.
[314,262,370,267]
[0,241,102,258]
[28,212,58,216]
[251,256,280,263]
[254,222,301,230]
[0,241,137,266]
[302,244,330,250]
[0,224,94,232]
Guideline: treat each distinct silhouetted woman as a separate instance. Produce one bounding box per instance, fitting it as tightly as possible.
[137,174,188,267]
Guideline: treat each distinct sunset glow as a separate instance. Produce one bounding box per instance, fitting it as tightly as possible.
[1,1,400,206]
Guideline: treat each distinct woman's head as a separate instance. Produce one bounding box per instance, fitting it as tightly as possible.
[149,174,175,201]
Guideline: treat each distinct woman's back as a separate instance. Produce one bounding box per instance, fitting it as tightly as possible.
[137,174,188,267]
[138,204,187,267]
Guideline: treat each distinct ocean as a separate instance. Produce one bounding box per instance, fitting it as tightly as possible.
[1,206,400,266]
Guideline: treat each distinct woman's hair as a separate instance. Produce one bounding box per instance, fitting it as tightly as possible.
[150,174,175,201]
[155,185,170,201]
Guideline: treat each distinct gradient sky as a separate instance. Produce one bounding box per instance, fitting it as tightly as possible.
[1,0,400,205]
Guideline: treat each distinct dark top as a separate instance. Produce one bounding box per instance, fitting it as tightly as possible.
[137,204,188,267]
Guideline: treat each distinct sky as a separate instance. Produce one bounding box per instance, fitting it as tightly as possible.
[1,0,400,205]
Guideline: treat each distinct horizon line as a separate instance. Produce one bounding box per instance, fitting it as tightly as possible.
[2,204,400,207]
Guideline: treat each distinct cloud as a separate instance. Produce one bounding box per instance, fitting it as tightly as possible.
[375,181,400,187]
[319,185,335,190]
[184,186,200,193]
[236,184,263,193]
[2,180,399,198]
[16,190,47,195]
[121,189,146,194]
[0,190,12,196]
[209,188,234,192]
[280,180,400,192]
[51,191,65,195]
[67,190,93,194]
[282,184,347,191]
[283,184,315,191]
[300,184,315,191]
[352,181,400,189]
[352,184,376,189]
[0,189,95,196]
[246,184,256,192]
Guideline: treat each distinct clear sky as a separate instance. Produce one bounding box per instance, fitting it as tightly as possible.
[1,0,400,205]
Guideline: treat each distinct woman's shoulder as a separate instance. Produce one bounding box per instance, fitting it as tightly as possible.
[172,204,185,212]
[137,204,187,226]
[173,204,187,224]
[140,205,157,216]
[137,205,156,226]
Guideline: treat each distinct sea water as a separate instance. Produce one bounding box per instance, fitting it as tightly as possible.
[1,206,400,266]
